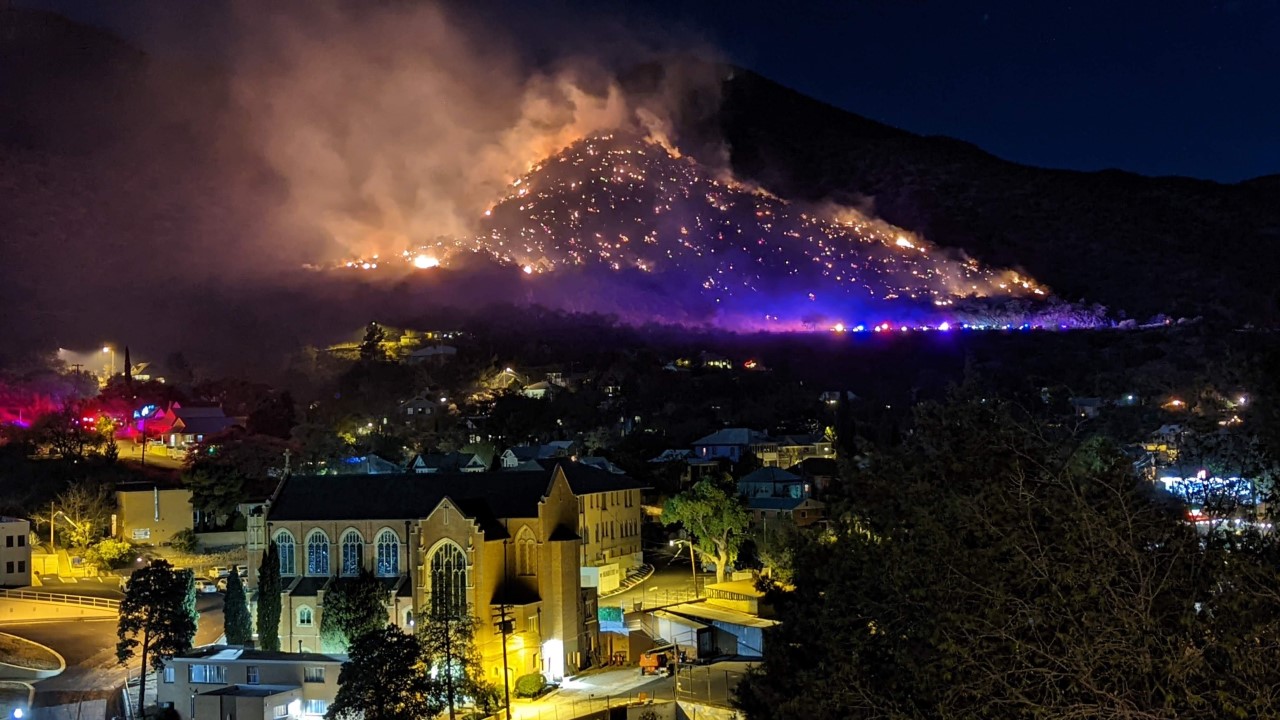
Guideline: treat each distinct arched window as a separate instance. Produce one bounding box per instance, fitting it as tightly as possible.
[516,527,537,576]
[274,530,296,576]
[375,529,400,578]
[429,542,468,618]
[306,530,330,576]
[297,606,313,627]
[340,529,363,576]
[404,609,415,628]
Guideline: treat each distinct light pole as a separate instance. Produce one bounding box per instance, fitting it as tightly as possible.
[669,539,698,597]
[102,345,115,378]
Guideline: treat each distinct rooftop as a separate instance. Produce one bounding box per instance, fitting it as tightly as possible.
[693,428,769,447]
[176,645,345,664]
[200,684,298,698]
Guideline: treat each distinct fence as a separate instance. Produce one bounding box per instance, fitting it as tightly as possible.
[627,588,702,611]
[507,686,679,720]
[0,589,120,611]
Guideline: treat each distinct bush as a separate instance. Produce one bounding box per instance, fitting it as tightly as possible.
[514,672,547,698]
[170,529,199,554]
[88,537,136,569]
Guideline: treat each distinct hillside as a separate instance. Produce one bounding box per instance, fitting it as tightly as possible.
[3,8,1278,351]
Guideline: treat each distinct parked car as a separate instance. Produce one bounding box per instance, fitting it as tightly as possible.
[215,568,248,591]
[207,566,230,580]
[194,578,220,594]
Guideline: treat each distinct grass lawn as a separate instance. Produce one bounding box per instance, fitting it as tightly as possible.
[0,634,60,670]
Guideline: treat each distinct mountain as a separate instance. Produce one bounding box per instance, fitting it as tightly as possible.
[2,8,1278,354]
[629,63,1280,324]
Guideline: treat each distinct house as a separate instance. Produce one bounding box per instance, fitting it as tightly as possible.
[770,434,835,468]
[156,645,344,720]
[789,457,839,497]
[521,381,557,400]
[0,518,31,587]
[643,580,779,662]
[1070,397,1104,418]
[737,468,809,500]
[398,394,441,420]
[251,466,596,682]
[142,404,241,449]
[114,482,193,545]
[747,496,826,528]
[407,451,489,473]
[649,449,693,464]
[500,441,578,469]
[699,352,733,370]
[330,454,402,475]
[407,344,457,365]
[576,457,626,475]
[692,428,771,464]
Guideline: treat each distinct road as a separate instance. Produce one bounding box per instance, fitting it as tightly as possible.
[0,592,225,716]
[604,558,707,612]
[117,440,185,470]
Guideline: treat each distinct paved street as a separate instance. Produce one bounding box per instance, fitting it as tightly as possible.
[117,440,185,470]
[0,591,225,716]
[604,555,707,612]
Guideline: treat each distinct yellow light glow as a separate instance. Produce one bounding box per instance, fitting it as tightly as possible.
[413,254,439,269]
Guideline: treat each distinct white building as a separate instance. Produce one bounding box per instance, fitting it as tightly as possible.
[157,646,344,720]
[0,518,31,587]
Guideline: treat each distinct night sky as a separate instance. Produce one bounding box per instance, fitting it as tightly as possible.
[19,0,1280,182]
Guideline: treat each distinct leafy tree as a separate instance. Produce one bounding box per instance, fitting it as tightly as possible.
[735,394,1280,720]
[256,542,282,652]
[327,625,442,720]
[662,478,751,583]
[183,429,289,525]
[247,391,297,439]
[117,560,197,714]
[37,482,113,548]
[319,570,388,653]
[33,405,100,461]
[359,322,387,362]
[419,611,499,718]
[224,565,252,646]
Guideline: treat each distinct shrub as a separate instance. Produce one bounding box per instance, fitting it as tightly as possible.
[514,672,547,698]
[88,537,136,569]
[170,529,199,554]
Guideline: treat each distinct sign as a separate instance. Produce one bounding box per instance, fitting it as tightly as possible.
[598,606,625,634]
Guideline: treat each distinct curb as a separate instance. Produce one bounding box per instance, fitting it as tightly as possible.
[0,631,66,681]
[600,564,655,598]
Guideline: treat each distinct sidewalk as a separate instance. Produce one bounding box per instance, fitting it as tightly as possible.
[599,564,654,599]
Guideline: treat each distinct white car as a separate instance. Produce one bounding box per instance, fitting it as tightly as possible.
[193,578,219,594]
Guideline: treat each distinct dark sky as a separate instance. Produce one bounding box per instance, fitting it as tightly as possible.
[21,0,1280,182]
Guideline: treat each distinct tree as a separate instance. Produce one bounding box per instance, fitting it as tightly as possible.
[326,625,443,720]
[735,394,1280,720]
[183,429,290,526]
[419,611,499,719]
[319,570,388,653]
[359,322,387,362]
[247,391,297,439]
[117,560,197,714]
[662,478,751,583]
[39,482,113,548]
[33,405,100,461]
[256,542,282,652]
[224,565,252,646]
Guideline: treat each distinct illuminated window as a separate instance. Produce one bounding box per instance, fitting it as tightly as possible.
[274,530,296,576]
[304,667,325,683]
[340,529,363,576]
[297,606,314,627]
[516,527,537,576]
[375,529,400,577]
[429,542,468,618]
[188,664,226,684]
[306,530,330,576]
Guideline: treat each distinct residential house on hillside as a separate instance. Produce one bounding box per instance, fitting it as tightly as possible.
[521,381,558,400]
[746,496,825,528]
[500,441,579,469]
[692,428,771,464]
[157,646,344,720]
[251,466,596,682]
[398,394,441,421]
[1071,397,1105,418]
[407,344,457,365]
[408,451,490,473]
[789,457,839,497]
[737,467,810,500]
[329,454,402,475]
[142,403,240,449]
[759,434,835,468]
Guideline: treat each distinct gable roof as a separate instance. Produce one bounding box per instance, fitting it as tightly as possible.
[269,471,556,532]
[748,496,823,511]
[693,428,768,447]
[739,467,801,485]
[538,460,648,494]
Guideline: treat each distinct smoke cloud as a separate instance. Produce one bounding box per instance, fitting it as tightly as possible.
[231,1,707,261]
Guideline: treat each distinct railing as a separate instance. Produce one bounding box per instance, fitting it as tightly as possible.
[0,588,121,610]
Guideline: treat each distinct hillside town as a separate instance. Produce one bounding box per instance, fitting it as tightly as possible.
[0,318,1273,720]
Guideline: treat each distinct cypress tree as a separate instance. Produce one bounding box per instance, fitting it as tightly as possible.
[255,542,281,652]
[223,565,252,645]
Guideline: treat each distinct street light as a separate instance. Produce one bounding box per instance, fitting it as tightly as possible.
[102,345,116,377]
[669,539,699,597]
